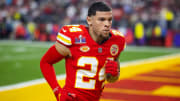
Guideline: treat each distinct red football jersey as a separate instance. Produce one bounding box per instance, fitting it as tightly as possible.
[56,25,125,100]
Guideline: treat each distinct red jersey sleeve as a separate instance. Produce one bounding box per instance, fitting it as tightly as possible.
[56,25,85,47]
[56,26,73,46]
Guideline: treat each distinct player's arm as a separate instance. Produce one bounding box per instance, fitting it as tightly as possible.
[54,42,72,57]
[105,57,120,83]
[105,30,125,83]
[40,41,72,100]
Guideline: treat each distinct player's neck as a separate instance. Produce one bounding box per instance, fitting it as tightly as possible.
[88,27,109,45]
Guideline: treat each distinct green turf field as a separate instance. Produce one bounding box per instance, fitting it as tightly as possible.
[0,40,180,86]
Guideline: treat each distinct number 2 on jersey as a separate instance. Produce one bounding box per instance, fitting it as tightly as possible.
[75,56,105,89]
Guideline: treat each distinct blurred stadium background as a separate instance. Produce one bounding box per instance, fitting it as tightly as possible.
[0,0,180,47]
[0,0,180,101]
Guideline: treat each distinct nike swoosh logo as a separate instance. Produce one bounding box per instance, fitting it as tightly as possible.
[62,29,66,32]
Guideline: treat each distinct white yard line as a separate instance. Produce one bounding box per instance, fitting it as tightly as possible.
[0,74,66,92]
[121,53,180,67]
[124,46,180,53]
[0,53,180,92]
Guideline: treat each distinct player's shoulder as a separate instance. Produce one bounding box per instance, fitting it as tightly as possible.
[110,29,126,51]
[57,24,86,46]
[110,29,124,38]
[60,24,86,34]
[110,29,125,44]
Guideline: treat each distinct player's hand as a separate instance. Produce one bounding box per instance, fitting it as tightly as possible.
[53,86,61,101]
[60,89,77,101]
[105,60,119,77]
[54,87,77,101]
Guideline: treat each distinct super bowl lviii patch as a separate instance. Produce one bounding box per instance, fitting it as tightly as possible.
[75,35,86,44]
[110,44,119,56]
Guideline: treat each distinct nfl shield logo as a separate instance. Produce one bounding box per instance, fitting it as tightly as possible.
[98,47,102,53]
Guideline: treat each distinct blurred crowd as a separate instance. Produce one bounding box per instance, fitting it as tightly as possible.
[0,0,180,47]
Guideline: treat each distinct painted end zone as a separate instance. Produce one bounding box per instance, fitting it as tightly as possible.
[101,54,180,101]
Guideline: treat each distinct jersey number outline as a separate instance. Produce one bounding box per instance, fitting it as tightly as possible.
[75,56,105,89]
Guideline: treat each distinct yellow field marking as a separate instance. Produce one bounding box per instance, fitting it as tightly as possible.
[131,76,180,84]
[152,85,180,97]
[104,88,151,95]
[0,80,65,101]
[119,56,180,80]
[0,83,55,101]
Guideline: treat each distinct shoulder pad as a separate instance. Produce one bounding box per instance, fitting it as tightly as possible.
[64,25,83,33]
[56,25,86,46]
[56,26,73,46]
[111,29,126,51]
[111,29,124,37]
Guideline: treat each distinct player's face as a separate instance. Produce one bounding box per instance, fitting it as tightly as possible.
[88,11,113,39]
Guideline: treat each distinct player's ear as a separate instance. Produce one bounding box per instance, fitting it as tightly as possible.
[87,16,92,26]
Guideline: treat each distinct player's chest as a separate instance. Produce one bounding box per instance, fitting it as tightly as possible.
[70,41,120,59]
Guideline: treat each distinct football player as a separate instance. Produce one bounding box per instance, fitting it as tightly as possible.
[40,1,125,101]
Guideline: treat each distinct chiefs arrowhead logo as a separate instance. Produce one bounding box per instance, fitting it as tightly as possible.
[80,46,90,52]
[110,44,119,56]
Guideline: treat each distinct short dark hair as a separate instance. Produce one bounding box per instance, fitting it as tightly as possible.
[88,1,112,17]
